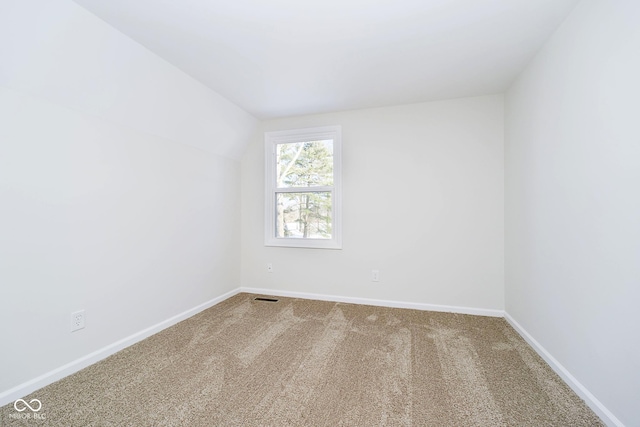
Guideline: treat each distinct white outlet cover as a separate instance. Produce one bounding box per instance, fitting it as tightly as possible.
[71,310,85,332]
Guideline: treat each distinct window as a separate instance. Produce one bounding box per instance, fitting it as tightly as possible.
[265,126,342,249]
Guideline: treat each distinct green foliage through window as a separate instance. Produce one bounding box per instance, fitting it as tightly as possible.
[277,140,333,187]
[276,140,334,239]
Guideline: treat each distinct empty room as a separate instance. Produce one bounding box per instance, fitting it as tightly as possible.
[0,0,638,425]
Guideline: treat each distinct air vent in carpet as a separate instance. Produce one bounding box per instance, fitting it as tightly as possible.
[254,297,279,302]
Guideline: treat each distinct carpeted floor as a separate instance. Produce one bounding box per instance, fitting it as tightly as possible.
[0,293,603,426]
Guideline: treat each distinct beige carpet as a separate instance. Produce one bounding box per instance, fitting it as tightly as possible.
[0,293,603,426]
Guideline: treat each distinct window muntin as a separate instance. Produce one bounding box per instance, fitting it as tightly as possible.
[265,126,342,249]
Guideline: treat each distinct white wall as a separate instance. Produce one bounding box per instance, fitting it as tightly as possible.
[0,0,256,401]
[0,0,255,160]
[505,0,640,425]
[241,95,504,312]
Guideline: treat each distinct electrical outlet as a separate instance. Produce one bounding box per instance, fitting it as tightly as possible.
[267,263,273,273]
[372,270,380,282]
[71,310,85,332]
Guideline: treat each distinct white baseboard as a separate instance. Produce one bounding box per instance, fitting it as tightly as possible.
[0,288,240,408]
[240,287,504,317]
[504,312,623,427]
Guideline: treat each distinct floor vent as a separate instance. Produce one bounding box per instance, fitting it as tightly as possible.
[254,297,279,302]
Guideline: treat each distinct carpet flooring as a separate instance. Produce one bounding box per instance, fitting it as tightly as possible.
[0,293,603,426]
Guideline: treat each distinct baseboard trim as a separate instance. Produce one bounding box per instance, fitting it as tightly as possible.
[0,288,240,408]
[504,312,623,427]
[240,287,504,317]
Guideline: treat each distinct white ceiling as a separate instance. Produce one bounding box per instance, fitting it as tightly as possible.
[73,0,580,119]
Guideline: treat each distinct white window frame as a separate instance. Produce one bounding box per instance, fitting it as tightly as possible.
[264,125,342,249]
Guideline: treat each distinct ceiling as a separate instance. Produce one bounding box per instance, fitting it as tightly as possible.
[73,0,580,119]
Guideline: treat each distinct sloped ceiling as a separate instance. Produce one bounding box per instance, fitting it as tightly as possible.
[73,0,580,119]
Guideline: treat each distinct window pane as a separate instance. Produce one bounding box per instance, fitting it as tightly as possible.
[276,140,333,188]
[276,192,332,239]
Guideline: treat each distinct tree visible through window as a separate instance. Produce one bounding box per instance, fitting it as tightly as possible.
[276,140,333,239]
[265,126,342,249]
